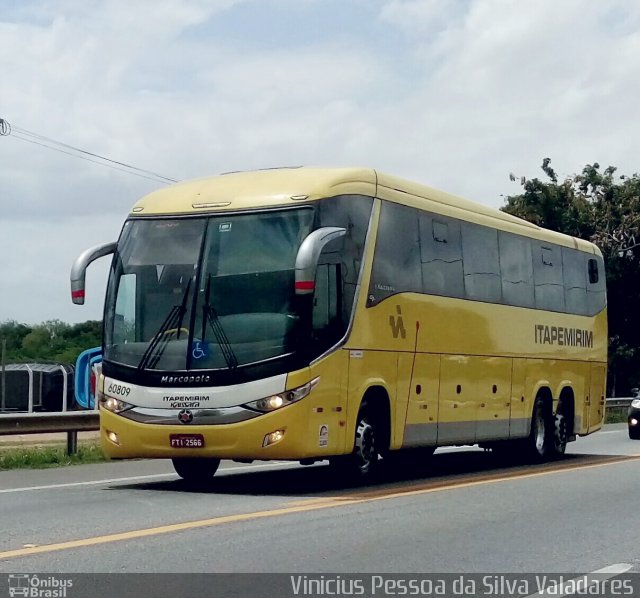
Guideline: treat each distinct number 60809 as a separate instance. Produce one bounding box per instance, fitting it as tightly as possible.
[107,383,131,397]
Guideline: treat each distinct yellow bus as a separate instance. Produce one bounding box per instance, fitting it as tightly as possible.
[71,167,607,481]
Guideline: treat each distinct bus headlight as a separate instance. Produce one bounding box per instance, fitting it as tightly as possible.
[244,377,320,413]
[100,396,133,413]
[631,399,640,409]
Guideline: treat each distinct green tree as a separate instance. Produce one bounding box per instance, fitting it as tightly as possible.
[1,319,102,364]
[0,320,32,359]
[502,159,640,395]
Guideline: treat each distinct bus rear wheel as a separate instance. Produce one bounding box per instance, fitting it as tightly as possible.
[553,412,568,456]
[172,457,220,482]
[527,396,553,461]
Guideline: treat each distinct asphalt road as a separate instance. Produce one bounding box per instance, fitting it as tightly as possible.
[0,423,639,574]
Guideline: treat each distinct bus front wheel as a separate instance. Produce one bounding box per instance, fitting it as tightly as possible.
[172,457,220,482]
[331,403,380,480]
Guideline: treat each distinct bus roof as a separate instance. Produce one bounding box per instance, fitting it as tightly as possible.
[131,166,599,255]
[132,167,377,215]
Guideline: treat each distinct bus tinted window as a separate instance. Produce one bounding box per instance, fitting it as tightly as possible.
[587,255,606,315]
[368,202,421,305]
[313,195,373,350]
[563,247,588,315]
[419,214,464,298]
[461,223,502,303]
[499,232,535,308]
[533,243,565,312]
[317,195,373,325]
[368,200,605,317]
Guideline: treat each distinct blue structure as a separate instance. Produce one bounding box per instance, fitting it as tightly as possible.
[74,347,102,409]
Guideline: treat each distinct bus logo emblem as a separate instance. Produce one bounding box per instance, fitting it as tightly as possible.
[389,305,406,339]
[178,409,193,424]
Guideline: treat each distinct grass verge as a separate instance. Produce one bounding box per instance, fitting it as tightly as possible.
[0,442,107,470]
[605,409,629,424]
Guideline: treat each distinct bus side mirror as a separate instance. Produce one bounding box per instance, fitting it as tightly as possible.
[70,242,117,305]
[294,227,346,295]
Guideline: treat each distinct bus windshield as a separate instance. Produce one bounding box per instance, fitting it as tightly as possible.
[104,209,314,371]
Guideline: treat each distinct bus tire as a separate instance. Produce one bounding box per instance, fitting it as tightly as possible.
[331,402,380,481]
[553,412,568,456]
[172,457,220,482]
[527,396,553,461]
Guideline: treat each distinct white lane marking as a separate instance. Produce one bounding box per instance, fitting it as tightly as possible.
[594,564,634,574]
[0,461,301,494]
[529,563,633,597]
[597,430,623,434]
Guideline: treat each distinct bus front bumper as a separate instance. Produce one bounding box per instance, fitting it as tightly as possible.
[100,402,335,461]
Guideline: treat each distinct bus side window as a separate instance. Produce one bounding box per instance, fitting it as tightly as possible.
[317,194,373,320]
[461,223,502,303]
[368,202,422,305]
[499,231,534,308]
[533,243,565,312]
[587,255,606,315]
[312,263,342,347]
[419,214,464,298]
[588,258,599,284]
[562,248,588,316]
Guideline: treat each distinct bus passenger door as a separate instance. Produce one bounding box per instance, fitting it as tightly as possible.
[402,354,440,448]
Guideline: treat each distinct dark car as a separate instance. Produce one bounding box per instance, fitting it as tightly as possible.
[629,389,640,440]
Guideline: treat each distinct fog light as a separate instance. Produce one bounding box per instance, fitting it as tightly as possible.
[631,418,638,426]
[263,429,285,447]
[106,430,119,445]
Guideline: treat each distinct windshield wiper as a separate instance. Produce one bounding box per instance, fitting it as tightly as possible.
[201,274,238,370]
[137,278,192,371]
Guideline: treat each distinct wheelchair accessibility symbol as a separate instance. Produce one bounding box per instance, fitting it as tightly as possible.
[191,341,209,360]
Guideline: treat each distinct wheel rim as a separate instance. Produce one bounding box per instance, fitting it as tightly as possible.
[354,417,376,474]
[534,405,546,453]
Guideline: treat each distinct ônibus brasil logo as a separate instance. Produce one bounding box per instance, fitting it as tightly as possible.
[8,574,73,598]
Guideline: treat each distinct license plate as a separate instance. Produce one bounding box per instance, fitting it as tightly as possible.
[170,434,205,448]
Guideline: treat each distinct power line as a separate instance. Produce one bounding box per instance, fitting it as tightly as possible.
[9,133,177,184]
[12,124,179,183]
[0,118,179,185]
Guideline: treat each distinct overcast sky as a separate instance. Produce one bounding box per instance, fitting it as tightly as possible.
[1,0,639,325]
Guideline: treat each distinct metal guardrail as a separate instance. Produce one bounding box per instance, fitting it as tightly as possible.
[0,411,99,455]
[605,397,633,409]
